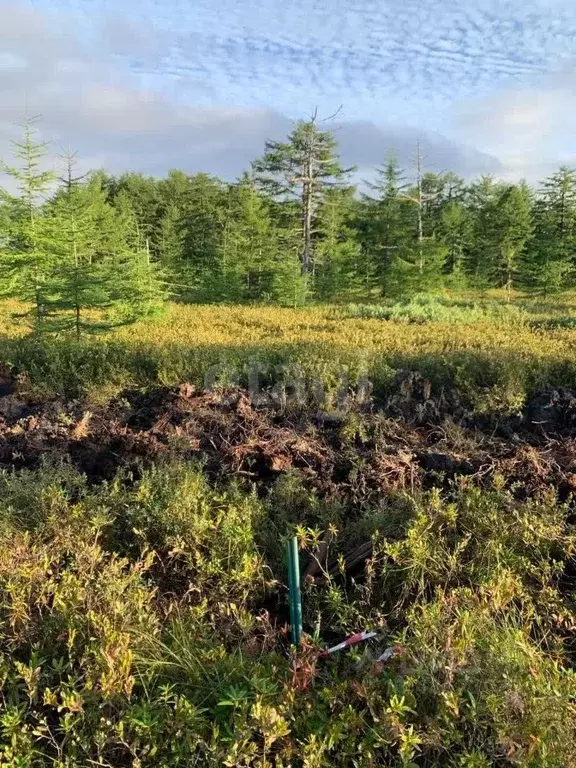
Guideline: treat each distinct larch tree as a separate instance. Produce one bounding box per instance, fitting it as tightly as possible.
[440,201,472,287]
[183,174,227,299]
[107,172,161,257]
[314,186,362,300]
[397,139,447,293]
[158,203,185,271]
[220,174,279,302]
[404,140,426,269]
[359,153,413,294]
[521,187,574,297]
[400,141,444,278]
[494,183,533,300]
[112,192,168,318]
[156,170,193,295]
[0,115,55,332]
[523,168,576,296]
[421,171,466,240]
[40,150,125,336]
[252,110,354,291]
[466,175,506,291]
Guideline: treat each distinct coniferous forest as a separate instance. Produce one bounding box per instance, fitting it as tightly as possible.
[2,113,576,335]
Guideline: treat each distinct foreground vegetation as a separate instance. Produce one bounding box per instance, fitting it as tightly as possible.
[0,295,575,765]
[1,459,575,767]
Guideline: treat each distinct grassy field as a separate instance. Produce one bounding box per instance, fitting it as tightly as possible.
[2,294,576,410]
[0,296,576,766]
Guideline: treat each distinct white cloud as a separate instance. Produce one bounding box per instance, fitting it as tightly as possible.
[0,51,26,69]
[0,1,500,182]
[27,0,576,130]
[452,67,576,180]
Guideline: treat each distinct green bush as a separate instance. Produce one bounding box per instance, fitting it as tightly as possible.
[342,296,528,325]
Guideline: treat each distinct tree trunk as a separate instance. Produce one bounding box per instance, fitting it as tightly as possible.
[416,140,424,274]
[302,177,313,274]
[300,115,318,276]
[505,248,513,302]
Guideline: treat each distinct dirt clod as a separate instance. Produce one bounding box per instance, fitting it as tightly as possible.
[0,383,573,503]
[419,452,475,476]
[0,365,15,398]
[524,388,576,432]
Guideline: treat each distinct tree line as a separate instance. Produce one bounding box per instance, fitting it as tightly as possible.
[2,113,576,334]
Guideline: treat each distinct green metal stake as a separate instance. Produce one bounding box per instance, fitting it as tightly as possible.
[287,535,302,648]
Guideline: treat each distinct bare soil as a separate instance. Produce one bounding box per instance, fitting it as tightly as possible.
[1,366,576,505]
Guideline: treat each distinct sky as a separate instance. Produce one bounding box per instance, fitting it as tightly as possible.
[1,0,576,183]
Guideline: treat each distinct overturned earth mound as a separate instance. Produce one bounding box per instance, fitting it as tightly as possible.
[1,375,576,503]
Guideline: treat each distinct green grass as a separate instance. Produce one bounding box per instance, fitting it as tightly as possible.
[342,295,531,324]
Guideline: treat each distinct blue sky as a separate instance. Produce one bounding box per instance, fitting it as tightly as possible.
[1,0,576,180]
